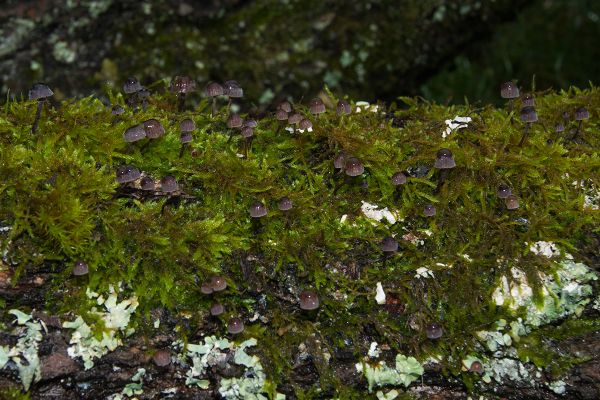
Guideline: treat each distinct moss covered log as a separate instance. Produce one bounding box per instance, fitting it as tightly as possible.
[0,82,599,399]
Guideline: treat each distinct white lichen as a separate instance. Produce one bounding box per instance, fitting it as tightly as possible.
[442,116,471,138]
[360,201,398,225]
[414,267,434,279]
[375,282,386,305]
[356,354,424,393]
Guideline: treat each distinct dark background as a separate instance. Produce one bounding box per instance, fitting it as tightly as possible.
[1,0,599,106]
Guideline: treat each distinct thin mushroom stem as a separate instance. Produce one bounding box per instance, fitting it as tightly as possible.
[31,100,44,134]
[435,169,448,194]
[518,123,530,147]
[177,94,186,112]
[227,97,232,113]
[573,120,583,141]
[211,98,216,117]
[179,143,187,158]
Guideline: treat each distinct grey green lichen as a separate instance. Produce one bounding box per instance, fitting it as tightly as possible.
[0,82,599,397]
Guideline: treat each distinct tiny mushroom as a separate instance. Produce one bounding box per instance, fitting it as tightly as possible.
[153,349,172,367]
[333,152,346,169]
[123,124,146,143]
[519,106,538,146]
[573,106,590,139]
[380,237,398,253]
[227,113,244,129]
[344,157,364,176]
[223,80,243,98]
[277,101,292,113]
[469,361,484,374]
[336,100,352,116]
[140,176,156,191]
[211,276,227,292]
[278,197,293,211]
[123,77,142,94]
[505,194,520,210]
[29,83,54,134]
[522,93,535,107]
[111,105,125,115]
[227,317,244,334]
[160,175,179,193]
[143,119,165,139]
[288,113,302,125]
[426,323,443,339]
[180,118,196,133]
[200,281,213,294]
[210,303,225,316]
[309,97,326,116]
[434,148,456,169]
[500,81,520,100]
[275,109,289,121]
[423,204,437,217]
[391,172,407,185]
[241,126,254,138]
[206,82,224,115]
[496,184,511,199]
[298,118,313,132]
[299,290,319,310]
[249,201,267,218]
[116,165,141,184]
[73,260,89,276]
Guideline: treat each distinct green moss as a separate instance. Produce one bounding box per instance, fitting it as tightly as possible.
[0,84,599,396]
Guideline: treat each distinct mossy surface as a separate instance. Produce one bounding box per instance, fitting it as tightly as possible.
[0,85,599,398]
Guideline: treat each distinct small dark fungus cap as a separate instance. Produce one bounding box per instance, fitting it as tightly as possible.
[391,172,407,185]
[123,77,142,94]
[160,175,179,193]
[153,349,171,367]
[554,123,565,133]
[288,113,302,125]
[520,106,538,123]
[249,202,267,218]
[423,204,437,217]
[344,157,364,176]
[223,80,243,98]
[469,361,484,374]
[333,152,346,169]
[140,176,156,191]
[500,81,520,99]
[241,126,254,138]
[180,118,196,133]
[434,148,456,169]
[210,303,225,316]
[496,184,511,199]
[299,290,319,310]
[211,276,227,292]
[505,194,520,210]
[309,98,326,115]
[243,119,258,128]
[278,197,293,211]
[200,281,213,294]
[426,323,443,339]
[123,125,146,142]
[73,260,89,276]
[227,114,243,129]
[171,76,196,94]
[277,101,292,113]
[180,132,193,144]
[143,119,165,139]
[336,100,351,115]
[227,317,244,334]
[522,93,535,107]
[205,82,224,97]
[275,109,288,121]
[574,107,590,121]
[299,118,313,130]
[380,236,398,253]
[29,83,54,101]
[111,105,125,115]
[116,165,141,184]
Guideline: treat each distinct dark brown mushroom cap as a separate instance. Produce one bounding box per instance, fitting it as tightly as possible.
[29,83,54,100]
[241,126,254,138]
[333,152,346,169]
[143,119,165,139]
[309,98,326,115]
[434,148,456,169]
[299,290,319,310]
[344,157,364,176]
[554,123,565,133]
[205,82,224,97]
[423,204,437,217]
[123,125,146,143]
[288,113,302,125]
[180,132,193,144]
[249,202,267,218]
[111,105,125,115]
[278,197,293,211]
[505,194,520,210]
[210,303,225,316]
[243,119,258,128]
[180,118,196,133]
[426,323,443,339]
[275,109,289,121]
[160,175,179,193]
[496,184,511,199]
[227,317,244,334]
[574,107,590,121]
[171,76,196,94]
[391,172,407,185]
[520,106,538,123]
[299,118,313,130]
[140,176,156,191]
[73,260,89,276]
[153,349,171,367]
[211,276,227,292]
[522,93,535,107]
[116,165,141,184]
[500,81,520,99]
[123,77,142,94]
[336,100,352,115]
[277,101,292,113]
[380,236,398,252]
[200,281,213,294]
[469,361,484,374]
[223,80,243,98]
[227,114,244,128]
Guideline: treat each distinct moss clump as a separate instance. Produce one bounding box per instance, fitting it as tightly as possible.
[0,83,599,397]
